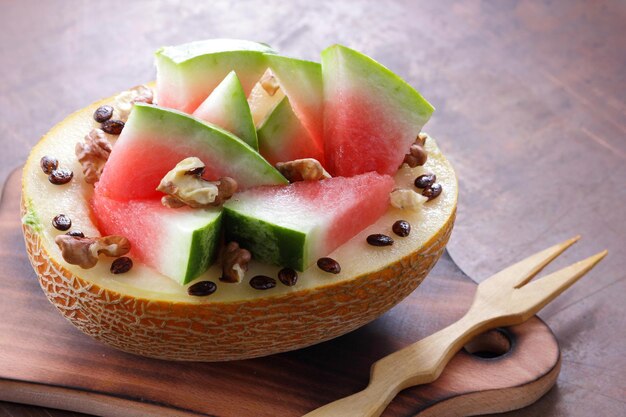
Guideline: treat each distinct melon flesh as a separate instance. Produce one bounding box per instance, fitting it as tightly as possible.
[223,172,395,271]
[91,193,222,284]
[97,103,287,201]
[257,96,324,165]
[321,45,434,177]
[192,71,258,149]
[265,56,324,152]
[156,39,276,113]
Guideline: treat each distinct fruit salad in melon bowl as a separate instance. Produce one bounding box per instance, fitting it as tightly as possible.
[21,39,457,361]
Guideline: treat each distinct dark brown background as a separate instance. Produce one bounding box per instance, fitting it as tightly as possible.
[1,0,624,416]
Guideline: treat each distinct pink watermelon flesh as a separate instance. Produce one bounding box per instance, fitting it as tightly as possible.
[97,103,286,201]
[223,172,395,270]
[321,45,434,177]
[91,193,222,284]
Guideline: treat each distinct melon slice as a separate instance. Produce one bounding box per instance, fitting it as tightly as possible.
[192,71,258,149]
[257,96,325,165]
[97,103,287,201]
[155,39,276,113]
[91,193,222,284]
[321,45,435,176]
[223,172,395,271]
[265,56,324,150]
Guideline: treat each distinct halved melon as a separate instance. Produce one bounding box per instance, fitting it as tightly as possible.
[21,93,456,361]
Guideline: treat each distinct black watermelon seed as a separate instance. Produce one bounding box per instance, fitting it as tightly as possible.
[317,257,341,274]
[101,119,125,135]
[40,156,59,175]
[250,275,277,290]
[414,173,436,189]
[422,183,443,201]
[93,105,114,123]
[188,281,217,296]
[66,230,85,238]
[392,220,411,237]
[52,214,72,231]
[110,257,133,274]
[48,168,73,185]
[367,234,394,246]
[278,268,298,286]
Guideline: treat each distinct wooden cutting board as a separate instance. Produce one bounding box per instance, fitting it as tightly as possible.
[0,168,560,417]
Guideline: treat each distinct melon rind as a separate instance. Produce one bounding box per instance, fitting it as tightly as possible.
[156,39,276,113]
[192,71,258,150]
[21,93,457,362]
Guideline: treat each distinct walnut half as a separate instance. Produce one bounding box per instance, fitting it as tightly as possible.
[390,188,428,211]
[113,85,154,121]
[157,157,237,208]
[402,133,428,168]
[75,129,112,184]
[276,158,331,182]
[55,234,131,269]
[220,242,252,283]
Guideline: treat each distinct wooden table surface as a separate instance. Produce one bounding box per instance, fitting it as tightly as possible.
[1,0,624,416]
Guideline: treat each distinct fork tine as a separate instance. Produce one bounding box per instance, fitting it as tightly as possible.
[516,250,608,316]
[483,236,581,289]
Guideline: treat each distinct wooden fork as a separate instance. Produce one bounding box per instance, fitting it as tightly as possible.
[303,236,607,417]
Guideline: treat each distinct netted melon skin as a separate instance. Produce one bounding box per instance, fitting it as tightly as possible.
[22,197,454,362]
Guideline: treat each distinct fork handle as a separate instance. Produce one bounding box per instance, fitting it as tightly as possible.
[303,311,490,417]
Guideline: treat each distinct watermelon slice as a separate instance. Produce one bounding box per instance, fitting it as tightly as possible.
[192,71,258,149]
[265,55,324,150]
[155,39,276,113]
[97,103,287,201]
[321,45,435,177]
[223,172,395,271]
[257,96,324,165]
[91,193,222,284]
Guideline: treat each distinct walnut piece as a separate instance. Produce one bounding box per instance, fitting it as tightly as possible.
[114,85,154,121]
[220,242,252,283]
[75,129,112,184]
[259,70,280,96]
[55,234,131,269]
[157,157,237,208]
[402,133,428,168]
[275,158,331,182]
[390,188,428,211]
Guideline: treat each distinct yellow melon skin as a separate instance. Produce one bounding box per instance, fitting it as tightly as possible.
[21,90,457,361]
[22,207,454,361]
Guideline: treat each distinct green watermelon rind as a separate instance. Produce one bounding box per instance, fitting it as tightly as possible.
[223,207,307,271]
[155,39,277,65]
[129,103,288,187]
[184,211,223,284]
